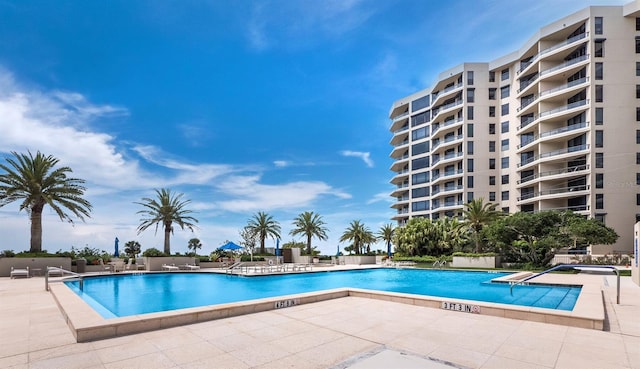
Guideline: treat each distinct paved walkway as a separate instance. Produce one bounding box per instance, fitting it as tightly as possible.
[1,272,639,369]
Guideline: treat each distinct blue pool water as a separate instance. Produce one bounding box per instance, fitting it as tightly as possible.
[65,269,581,318]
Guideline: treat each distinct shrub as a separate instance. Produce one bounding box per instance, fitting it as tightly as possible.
[452,252,498,257]
[240,255,265,262]
[0,250,15,257]
[142,248,166,257]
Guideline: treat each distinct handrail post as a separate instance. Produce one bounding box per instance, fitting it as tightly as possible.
[45,268,49,291]
[616,269,620,304]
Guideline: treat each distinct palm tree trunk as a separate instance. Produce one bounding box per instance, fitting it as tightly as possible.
[164,222,171,255]
[306,235,312,256]
[30,207,43,253]
[260,237,265,254]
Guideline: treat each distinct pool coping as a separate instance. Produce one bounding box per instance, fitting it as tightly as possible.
[48,272,604,342]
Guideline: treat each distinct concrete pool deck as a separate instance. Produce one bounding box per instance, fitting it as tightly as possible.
[1,269,639,368]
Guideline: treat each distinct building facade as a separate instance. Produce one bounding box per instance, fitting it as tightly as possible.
[389,1,640,254]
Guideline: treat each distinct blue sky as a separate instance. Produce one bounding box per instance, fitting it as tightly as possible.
[0,0,626,256]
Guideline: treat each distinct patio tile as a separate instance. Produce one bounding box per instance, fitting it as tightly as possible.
[181,353,250,369]
[162,341,224,365]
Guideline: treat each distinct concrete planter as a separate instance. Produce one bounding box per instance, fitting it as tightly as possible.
[452,256,501,269]
[341,255,377,265]
[0,257,72,277]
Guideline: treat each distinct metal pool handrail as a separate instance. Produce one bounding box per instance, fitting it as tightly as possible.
[509,264,620,304]
[45,266,83,291]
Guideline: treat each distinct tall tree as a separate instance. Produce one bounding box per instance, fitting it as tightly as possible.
[124,240,141,258]
[339,220,374,255]
[463,198,502,253]
[377,224,395,256]
[289,211,329,255]
[135,188,198,255]
[239,226,258,254]
[187,238,202,255]
[0,151,92,252]
[246,211,281,254]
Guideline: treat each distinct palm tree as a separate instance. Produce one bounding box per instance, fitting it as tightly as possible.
[0,151,92,252]
[124,240,141,258]
[135,188,198,255]
[463,198,502,253]
[246,211,281,254]
[289,211,329,256]
[187,238,202,255]
[377,224,395,256]
[339,220,373,255]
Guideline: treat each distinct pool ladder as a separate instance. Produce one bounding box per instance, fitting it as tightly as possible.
[45,267,83,291]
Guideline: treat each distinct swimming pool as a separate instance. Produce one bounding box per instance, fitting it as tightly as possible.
[65,269,581,318]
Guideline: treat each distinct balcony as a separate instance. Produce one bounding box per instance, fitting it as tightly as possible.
[517,116,537,131]
[518,56,539,75]
[391,111,409,122]
[518,184,590,201]
[535,205,590,213]
[431,117,463,136]
[431,169,464,185]
[432,200,464,210]
[432,185,464,197]
[431,100,463,121]
[539,121,589,139]
[517,75,539,93]
[517,95,538,112]
[539,32,588,57]
[540,54,589,78]
[539,77,589,99]
[431,82,463,106]
[431,152,463,167]
[539,99,588,118]
[517,144,589,168]
[432,135,463,153]
[517,164,589,185]
[392,124,409,135]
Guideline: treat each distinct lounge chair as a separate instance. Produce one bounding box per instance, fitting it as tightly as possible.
[10,266,29,279]
[135,258,146,271]
[125,258,134,270]
[162,264,179,271]
[98,259,112,273]
[183,264,200,270]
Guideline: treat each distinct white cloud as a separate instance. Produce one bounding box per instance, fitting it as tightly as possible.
[273,160,289,168]
[367,192,393,205]
[340,150,374,168]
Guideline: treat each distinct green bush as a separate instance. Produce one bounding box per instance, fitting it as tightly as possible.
[392,255,447,263]
[0,250,15,257]
[452,252,498,257]
[240,255,265,262]
[142,248,166,257]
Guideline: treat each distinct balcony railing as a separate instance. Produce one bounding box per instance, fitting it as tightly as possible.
[516,164,589,184]
[518,55,540,74]
[518,185,590,201]
[391,111,409,122]
[432,201,464,210]
[517,144,589,167]
[431,152,463,166]
[535,205,590,213]
[540,54,589,77]
[432,99,463,117]
[539,121,589,139]
[432,169,464,182]
[539,32,588,56]
[431,117,463,136]
[432,82,463,102]
[539,99,588,118]
[517,75,539,93]
[539,77,589,98]
[517,96,538,112]
[517,116,537,130]
[394,139,409,147]
[393,125,409,134]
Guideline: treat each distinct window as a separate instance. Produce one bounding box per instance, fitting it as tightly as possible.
[595,17,603,35]
[595,213,606,223]
[637,130,640,144]
[501,121,509,133]
[411,95,430,111]
[501,103,509,116]
[501,68,509,81]
[501,157,509,169]
[595,85,603,102]
[412,172,430,185]
[489,106,495,117]
[467,159,474,172]
[637,194,640,206]
[467,141,474,154]
[637,85,640,99]
[501,191,509,201]
[596,194,604,209]
[595,108,603,125]
[488,88,496,100]
[489,192,496,201]
[467,124,474,137]
[467,71,474,85]
[502,207,509,213]
[412,157,430,170]
[489,71,495,82]
[467,192,474,203]
[467,88,475,103]
[489,176,496,185]
[489,158,496,169]
[596,173,604,188]
[594,39,605,57]
[489,123,496,134]
[467,106,474,120]
[596,152,604,168]
[501,139,509,151]
[637,62,640,76]
[412,187,429,198]
[637,108,640,122]
[500,85,510,99]
[637,17,640,31]
[467,176,474,188]
[637,173,640,185]
[489,141,496,152]
[412,126,429,140]
[412,142,429,155]
[595,130,604,148]
[501,174,509,184]
[412,201,429,212]
[595,62,603,80]
[411,111,430,127]
[636,37,640,53]
[637,152,640,164]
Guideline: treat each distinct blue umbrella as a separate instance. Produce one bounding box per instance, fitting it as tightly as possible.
[276,239,280,256]
[218,241,243,251]
[387,241,392,258]
[336,245,340,256]
[114,237,119,257]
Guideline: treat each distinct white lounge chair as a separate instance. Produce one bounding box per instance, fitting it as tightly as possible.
[162,264,179,271]
[47,266,63,277]
[184,264,200,270]
[135,258,146,271]
[124,258,134,270]
[98,259,112,273]
[10,266,29,279]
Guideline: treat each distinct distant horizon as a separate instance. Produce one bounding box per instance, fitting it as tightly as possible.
[0,0,627,256]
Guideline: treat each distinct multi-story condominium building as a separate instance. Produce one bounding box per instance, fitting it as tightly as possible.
[389,1,640,255]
